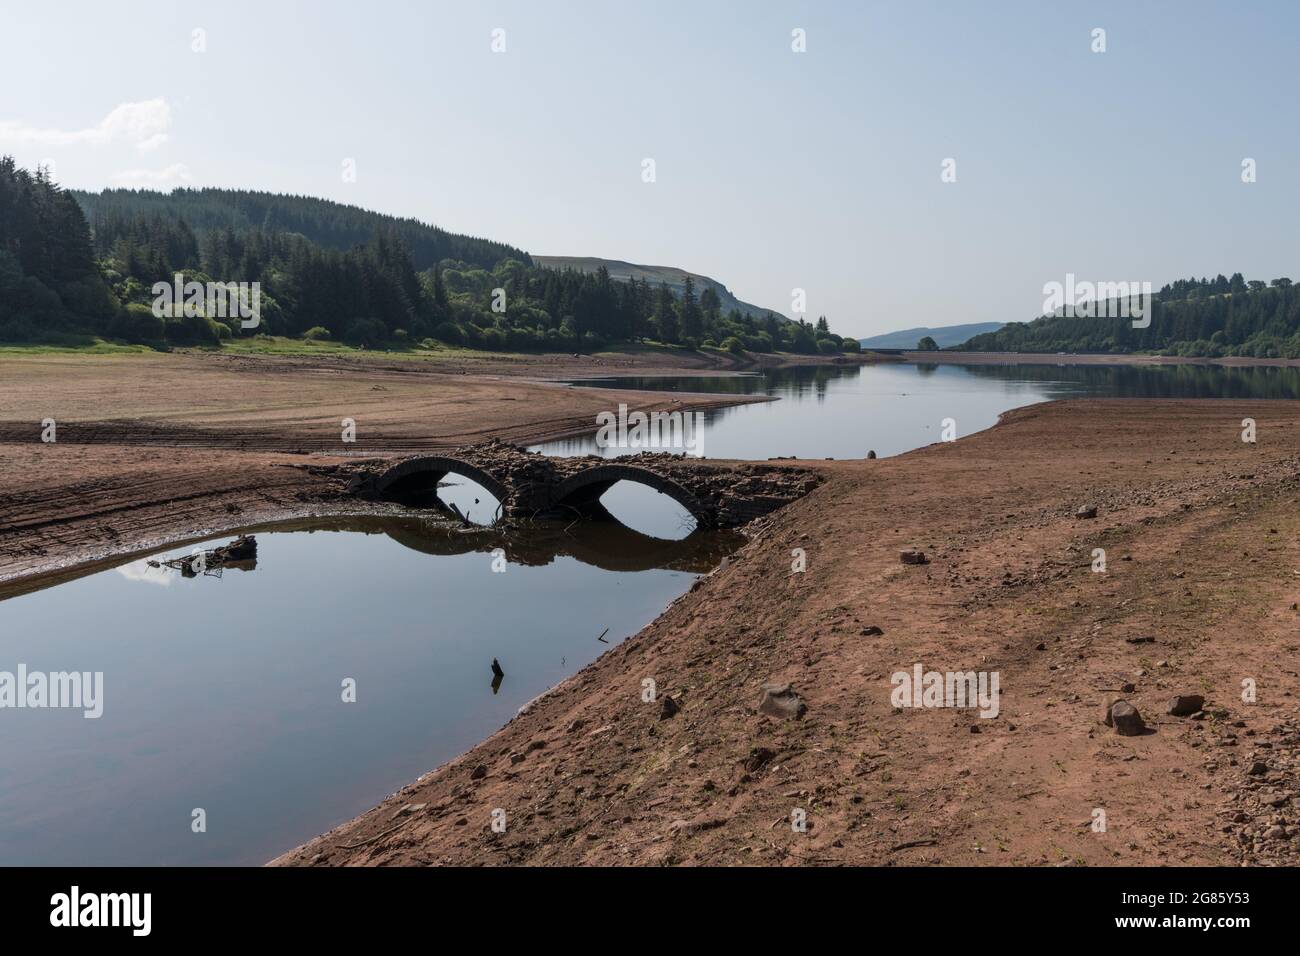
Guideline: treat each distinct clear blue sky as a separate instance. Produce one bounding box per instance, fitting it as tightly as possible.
[1,0,1295,337]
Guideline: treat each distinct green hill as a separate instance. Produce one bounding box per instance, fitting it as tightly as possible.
[535,256,788,321]
[71,188,528,271]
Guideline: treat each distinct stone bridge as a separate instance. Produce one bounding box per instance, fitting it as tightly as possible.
[346,439,822,528]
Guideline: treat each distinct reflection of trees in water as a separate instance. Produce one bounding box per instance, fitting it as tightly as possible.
[539,367,869,454]
[761,365,860,403]
[560,366,865,406]
[952,362,1300,400]
[536,363,1300,460]
[570,363,1300,403]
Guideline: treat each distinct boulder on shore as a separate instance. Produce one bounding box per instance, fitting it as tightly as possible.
[1104,699,1145,736]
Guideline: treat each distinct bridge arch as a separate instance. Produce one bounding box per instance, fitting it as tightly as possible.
[371,456,513,508]
[546,463,715,527]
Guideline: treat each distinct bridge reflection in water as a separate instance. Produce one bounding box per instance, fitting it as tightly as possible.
[1,509,742,606]
[341,513,742,575]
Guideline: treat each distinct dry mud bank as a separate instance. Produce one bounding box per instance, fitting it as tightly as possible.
[272,398,1300,867]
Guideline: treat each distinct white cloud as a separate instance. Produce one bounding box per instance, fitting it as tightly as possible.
[0,98,172,149]
[135,132,170,152]
[111,163,193,187]
[115,559,174,587]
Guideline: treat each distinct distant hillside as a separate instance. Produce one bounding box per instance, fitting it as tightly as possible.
[963,274,1300,358]
[859,322,1004,350]
[71,188,529,271]
[535,256,788,321]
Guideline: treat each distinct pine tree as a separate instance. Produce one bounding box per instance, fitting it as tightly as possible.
[680,275,702,340]
[654,283,679,343]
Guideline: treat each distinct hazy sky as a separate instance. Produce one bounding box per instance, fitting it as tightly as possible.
[2,0,1296,337]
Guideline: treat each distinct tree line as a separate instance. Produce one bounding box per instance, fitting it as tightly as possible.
[963,274,1300,358]
[1,158,853,354]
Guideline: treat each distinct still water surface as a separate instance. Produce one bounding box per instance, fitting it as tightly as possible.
[0,516,736,865]
[534,361,1300,461]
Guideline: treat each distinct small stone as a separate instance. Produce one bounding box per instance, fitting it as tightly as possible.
[899,549,929,565]
[1076,505,1098,519]
[860,625,884,636]
[509,752,525,765]
[1263,825,1287,841]
[659,695,680,720]
[743,746,777,772]
[867,450,877,459]
[1120,682,1136,693]
[1035,642,1047,651]
[1167,694,1205,717]
[470,764,487,780]
[1125,635,1155,644]
[1248,761,1269,776]
[759,683,807,720]
[669,816,727,836]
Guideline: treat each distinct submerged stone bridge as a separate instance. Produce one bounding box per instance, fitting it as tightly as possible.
[347,439,822,528]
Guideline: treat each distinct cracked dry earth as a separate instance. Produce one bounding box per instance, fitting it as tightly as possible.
[273,398,1300,867]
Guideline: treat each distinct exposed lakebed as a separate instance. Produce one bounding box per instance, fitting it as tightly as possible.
[4,360,1299,864]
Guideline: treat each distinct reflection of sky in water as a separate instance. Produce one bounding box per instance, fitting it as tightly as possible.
[115,559,174,587]
[438,464,697,541]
